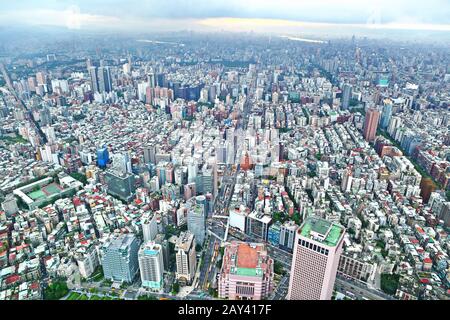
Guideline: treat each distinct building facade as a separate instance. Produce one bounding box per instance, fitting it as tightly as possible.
[100,234,140,283]
[138,241,164,291]
[218,241,274,300]
[287,216,345,300]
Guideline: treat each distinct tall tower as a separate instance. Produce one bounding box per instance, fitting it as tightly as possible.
[98,66,112,93]
[89,66,99,93]
[138,241,164,291]
[380,99,393,129]
[287,216,345,300]
[363,108,380,142]
[341,84,352,110]
[175,232,197,285]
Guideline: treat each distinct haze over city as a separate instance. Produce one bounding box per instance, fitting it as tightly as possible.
[0,0,449,306]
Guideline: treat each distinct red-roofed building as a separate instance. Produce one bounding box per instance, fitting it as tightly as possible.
[218,241,274,300]
[423,258,433,271]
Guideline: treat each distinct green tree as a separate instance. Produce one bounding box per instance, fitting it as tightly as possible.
[274,261,286,275]
[44,280,69,300]
[380,273,400,295]
[171,281,180,295]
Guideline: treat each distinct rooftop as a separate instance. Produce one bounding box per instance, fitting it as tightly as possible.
[299,216,345,247]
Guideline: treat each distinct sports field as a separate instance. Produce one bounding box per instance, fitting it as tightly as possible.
[28,190,46,200]
[26,182,63,200]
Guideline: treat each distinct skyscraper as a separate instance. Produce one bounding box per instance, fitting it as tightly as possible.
[342,84,352,109]
[363,108,380,142]
[187,200,206,245]
[104,170,136,202]
[98,66,112,93]
[142,212,158,243]
[96,146,109,168]
[380,99,393,129]
[287,216,345,300]
[175,231,197,285]
[88,66,99,93]
[138,241,164,291]
[100,234,140,283]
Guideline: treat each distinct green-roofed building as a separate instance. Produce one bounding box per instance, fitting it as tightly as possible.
[218,241,274,300]
[288,216,345,300]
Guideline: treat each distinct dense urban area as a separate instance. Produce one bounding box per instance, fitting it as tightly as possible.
[0,31,449,301]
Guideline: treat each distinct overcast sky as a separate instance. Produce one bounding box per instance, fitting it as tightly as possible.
[1,0,449,34]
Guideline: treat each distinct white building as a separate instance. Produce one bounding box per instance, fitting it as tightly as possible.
[138,241,164,291]
[175,232,197,285]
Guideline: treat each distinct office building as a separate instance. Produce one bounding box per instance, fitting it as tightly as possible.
[88,66,99,93]
[100,234,140,283]
[287,216,345,300]
[380,99,393,129]
[104,170,136,202]
[245,211,272,241]
[218,241,274,300]
[138,241,164,291]
[187,201,206,245]
[96,146,109,168]
[98,66,112,93]
[341,84,352,109]
[363,108,380,142]
[279,221,299,252]
[142,212,158,243]
[175,231,197,285]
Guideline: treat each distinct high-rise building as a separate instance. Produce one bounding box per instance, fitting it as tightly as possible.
[96,146,109,168]
[143,145,157,165]
[187,201,206,245]
[88,66,99,93]
[36,72,47,86]
[341,84,352,109]
[98,66,112,93]
[138,241,164,291]
[154,234,170,272]
[74,244,99,278]
[218,241,274,300]
[341,168,353,193]
[279,221,299,252]
[380,99,393,129]
[363,108,380,142]
[142,212,158,243]
[104,170,136,202]
[245,211,272,241]
[287,216,345,300]
[100,234,140,283]
[175,231,197,285]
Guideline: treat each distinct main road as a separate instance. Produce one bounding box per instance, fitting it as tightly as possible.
[0,63,47,143]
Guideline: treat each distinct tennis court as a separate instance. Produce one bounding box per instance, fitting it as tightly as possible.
[42,183,63,196]
[27,190,47,200]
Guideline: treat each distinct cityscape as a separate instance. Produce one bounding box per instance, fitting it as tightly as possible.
[0,0,449,303]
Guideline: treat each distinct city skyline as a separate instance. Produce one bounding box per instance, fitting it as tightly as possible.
[0,0,449,305]
[0,0,450,41]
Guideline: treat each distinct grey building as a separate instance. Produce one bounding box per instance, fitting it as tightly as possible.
[100,233,140,283]
[279,221,299,252]
[187,202,206,245]
[105,170,136,202]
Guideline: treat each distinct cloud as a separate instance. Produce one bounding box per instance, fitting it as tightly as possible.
[0,7,121,30]
[0,0,449,33]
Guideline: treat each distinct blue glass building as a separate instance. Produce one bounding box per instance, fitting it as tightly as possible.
[268,222,281,246]
[96,146,109,168]
[380,102,393,129]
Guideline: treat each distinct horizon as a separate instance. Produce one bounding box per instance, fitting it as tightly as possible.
[0,0,449,43]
